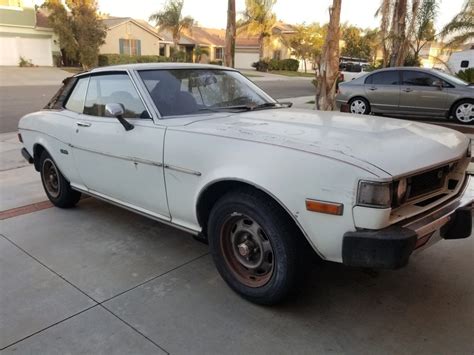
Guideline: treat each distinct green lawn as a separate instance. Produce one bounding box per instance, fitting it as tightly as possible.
[243,73,263,78]
[270,70,315,77]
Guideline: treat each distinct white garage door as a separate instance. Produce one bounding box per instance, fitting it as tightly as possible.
[235,52,260,69]
[0,37,53,66]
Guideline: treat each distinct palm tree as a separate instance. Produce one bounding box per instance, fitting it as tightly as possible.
[149,0,194,50]
[389,0,408,66]
[225,0,236,67]
[375,0,392,67]
[238,0,277,59]
[315,0,342,111]
[441,0,474,48]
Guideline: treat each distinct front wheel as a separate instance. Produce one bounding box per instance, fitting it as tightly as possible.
[208,189,302,305]
[39,151,81,208]
[348,97,371,115]
[452,99,474,125]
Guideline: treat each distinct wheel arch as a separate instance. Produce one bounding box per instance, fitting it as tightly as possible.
[33,143,47,171]
[195,178,321,257]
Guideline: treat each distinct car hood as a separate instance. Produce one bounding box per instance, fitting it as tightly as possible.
[183,109,469,177]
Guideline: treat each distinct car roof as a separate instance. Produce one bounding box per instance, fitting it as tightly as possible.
[370,66,438,74]
[86,62,238,74]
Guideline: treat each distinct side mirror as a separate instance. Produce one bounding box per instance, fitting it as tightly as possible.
[105,103,134,131]
[432,80,443,89]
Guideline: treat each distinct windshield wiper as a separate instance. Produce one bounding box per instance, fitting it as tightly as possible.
[199,102,292,113]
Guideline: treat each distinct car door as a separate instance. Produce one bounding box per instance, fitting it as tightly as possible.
[399,70,448,116]
[70,71,170,219]
[364,70,401,112]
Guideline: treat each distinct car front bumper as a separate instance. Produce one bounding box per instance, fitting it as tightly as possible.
[342,175,473,269]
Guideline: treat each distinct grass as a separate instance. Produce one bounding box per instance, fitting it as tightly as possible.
[270,70,315,78]
[243,73,263,78]
[306,100,315,104]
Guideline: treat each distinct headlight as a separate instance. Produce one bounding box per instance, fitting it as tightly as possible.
[357,181,392,208]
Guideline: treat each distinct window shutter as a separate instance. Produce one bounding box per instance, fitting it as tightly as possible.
[137,40,141,56]
[119,39,125,54]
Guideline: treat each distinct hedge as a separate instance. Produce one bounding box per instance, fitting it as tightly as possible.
[252,58,300,72]
[98,54,171,67]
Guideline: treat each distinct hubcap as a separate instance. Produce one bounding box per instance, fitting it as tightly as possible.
[455,103,474,123]
[42,158,60,198]
[220,215,274,287]
[350,100,366,114]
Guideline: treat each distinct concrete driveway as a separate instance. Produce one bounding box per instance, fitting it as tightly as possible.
[1,145,473,353]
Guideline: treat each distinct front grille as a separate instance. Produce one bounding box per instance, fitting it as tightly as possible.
[407,165,449,200]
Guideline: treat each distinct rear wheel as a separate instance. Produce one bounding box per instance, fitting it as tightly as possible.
[452,99,474,124]
[40,151,81,208]
[349,97,371,115]
[208,188,303,305]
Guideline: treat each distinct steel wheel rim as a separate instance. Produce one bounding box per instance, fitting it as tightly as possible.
[350,100,366,114]
[42,158,60,198]
[455,103,474,123]
[220,214,274,288]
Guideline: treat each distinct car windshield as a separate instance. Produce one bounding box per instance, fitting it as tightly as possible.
[138,69,276,117]
[434,71,469,86]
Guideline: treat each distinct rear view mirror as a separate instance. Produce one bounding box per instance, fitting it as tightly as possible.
[105,103,134,131]
[432,80,443,89]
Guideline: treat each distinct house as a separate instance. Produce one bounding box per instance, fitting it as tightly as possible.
[0,0,59,66]
[100,17,172,57]
[158,22,296,69]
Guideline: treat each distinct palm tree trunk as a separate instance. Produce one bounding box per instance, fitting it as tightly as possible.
[378,0,391,67]
[316,0,342,111]
[389,0,408,66]
[224,0,236,67]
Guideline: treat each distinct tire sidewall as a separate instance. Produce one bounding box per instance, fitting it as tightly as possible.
[349,97,371,115]
[208,194,296,304]
[453,100,474,125]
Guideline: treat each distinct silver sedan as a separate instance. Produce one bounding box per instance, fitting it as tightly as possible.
[336,67,474,124]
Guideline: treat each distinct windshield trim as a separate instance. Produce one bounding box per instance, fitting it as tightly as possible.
[135,68,277,119]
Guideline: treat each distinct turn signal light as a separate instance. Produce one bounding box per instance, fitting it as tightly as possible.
[305,199,344,216]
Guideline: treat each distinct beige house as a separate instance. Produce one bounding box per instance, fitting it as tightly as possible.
[0,0,59,66]
[100,17,172,57]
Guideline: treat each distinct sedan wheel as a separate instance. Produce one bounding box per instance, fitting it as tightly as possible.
[42,158,61,198]
[349,98,370,115]
[454,101,474,124]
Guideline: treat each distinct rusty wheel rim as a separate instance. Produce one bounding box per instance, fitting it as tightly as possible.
[220,214,274,288]
[42,158,60,198]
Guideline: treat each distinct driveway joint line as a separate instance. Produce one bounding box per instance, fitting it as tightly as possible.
[0,304,99,351]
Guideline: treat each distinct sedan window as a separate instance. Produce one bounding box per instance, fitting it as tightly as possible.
[138,69,272,117]
[84,74,150,119]
[365,71,399,85]
[402,71,444,87]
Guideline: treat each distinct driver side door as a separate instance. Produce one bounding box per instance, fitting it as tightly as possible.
[70,71,170,220]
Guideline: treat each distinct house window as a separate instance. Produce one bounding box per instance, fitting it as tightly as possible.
[119,39,141,56]
[215,47,224,60]
[273,50,281,60]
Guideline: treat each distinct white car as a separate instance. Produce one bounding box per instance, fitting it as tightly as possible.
[19,63,473,305]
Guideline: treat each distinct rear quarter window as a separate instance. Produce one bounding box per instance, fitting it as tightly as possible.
[64,77,89,113]
[365,71,399,85]
[44,76,77,110]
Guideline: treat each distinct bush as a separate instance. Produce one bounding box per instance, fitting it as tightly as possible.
[252,60,269,72]
[253,58,300,72]
[280,58,299,71]
[209,60,223,66]
[456,68,474,83]
[98,54,171,66]
[19,56,34,67]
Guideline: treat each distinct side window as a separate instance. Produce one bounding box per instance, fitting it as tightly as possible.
[402,71,441,86]
[460,60,469,68]
[366,71,399,85]
[84,74,149,119]
[64,77,88,113]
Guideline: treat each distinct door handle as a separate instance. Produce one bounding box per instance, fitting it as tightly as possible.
[368,87,377,91]
[402,88,413,93]
[76,122,91,127]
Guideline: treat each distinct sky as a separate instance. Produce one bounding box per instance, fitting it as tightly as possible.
[35,0,464,31]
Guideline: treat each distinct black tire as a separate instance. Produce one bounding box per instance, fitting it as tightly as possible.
[452,99,474,125]
[348,97,371,115]
[39,150,81,208]
[208,188,303,305]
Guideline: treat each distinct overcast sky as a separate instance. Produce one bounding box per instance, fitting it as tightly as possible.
[37,0,465,31]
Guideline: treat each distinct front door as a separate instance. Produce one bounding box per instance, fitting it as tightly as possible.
[364,70,401,112]
[399,70,448,116]
[70,72,169,219]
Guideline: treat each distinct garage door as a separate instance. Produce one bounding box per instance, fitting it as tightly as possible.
[235,52,259,69]
[0,37,53,66]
